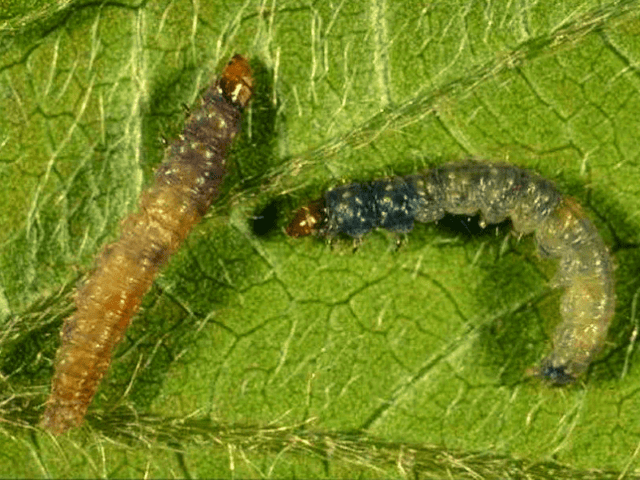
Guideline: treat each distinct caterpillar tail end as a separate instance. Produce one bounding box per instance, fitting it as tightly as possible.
[527,359,577,386]
[40,400,85,436]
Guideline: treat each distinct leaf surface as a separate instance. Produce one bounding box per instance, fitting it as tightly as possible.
[1,1,640,478]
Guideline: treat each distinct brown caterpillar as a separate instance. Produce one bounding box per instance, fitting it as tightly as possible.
[40,54,254,435]
[287,162,616,384]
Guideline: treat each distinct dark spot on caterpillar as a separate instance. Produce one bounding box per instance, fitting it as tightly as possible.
[286,161,615,385]
[41,54,254,436]
[538,363,575,385]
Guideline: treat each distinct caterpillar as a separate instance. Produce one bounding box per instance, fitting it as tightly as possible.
[40,54,254,435]
[286,162,615,384]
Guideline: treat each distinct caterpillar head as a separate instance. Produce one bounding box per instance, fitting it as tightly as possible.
[286,200,326,237]
[219,54,254,108]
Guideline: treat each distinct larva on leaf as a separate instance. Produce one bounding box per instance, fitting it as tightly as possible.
[286,162,615,384]
[285,199,325,238]
[41,54,254,435]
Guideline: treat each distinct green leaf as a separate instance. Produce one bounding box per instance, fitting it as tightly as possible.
[1,0,640,478]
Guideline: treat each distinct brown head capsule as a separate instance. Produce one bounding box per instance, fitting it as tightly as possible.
[219,54,254,108]
[285,200,325,237]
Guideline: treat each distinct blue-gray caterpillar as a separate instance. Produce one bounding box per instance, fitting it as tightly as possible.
[286,162,615,384]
